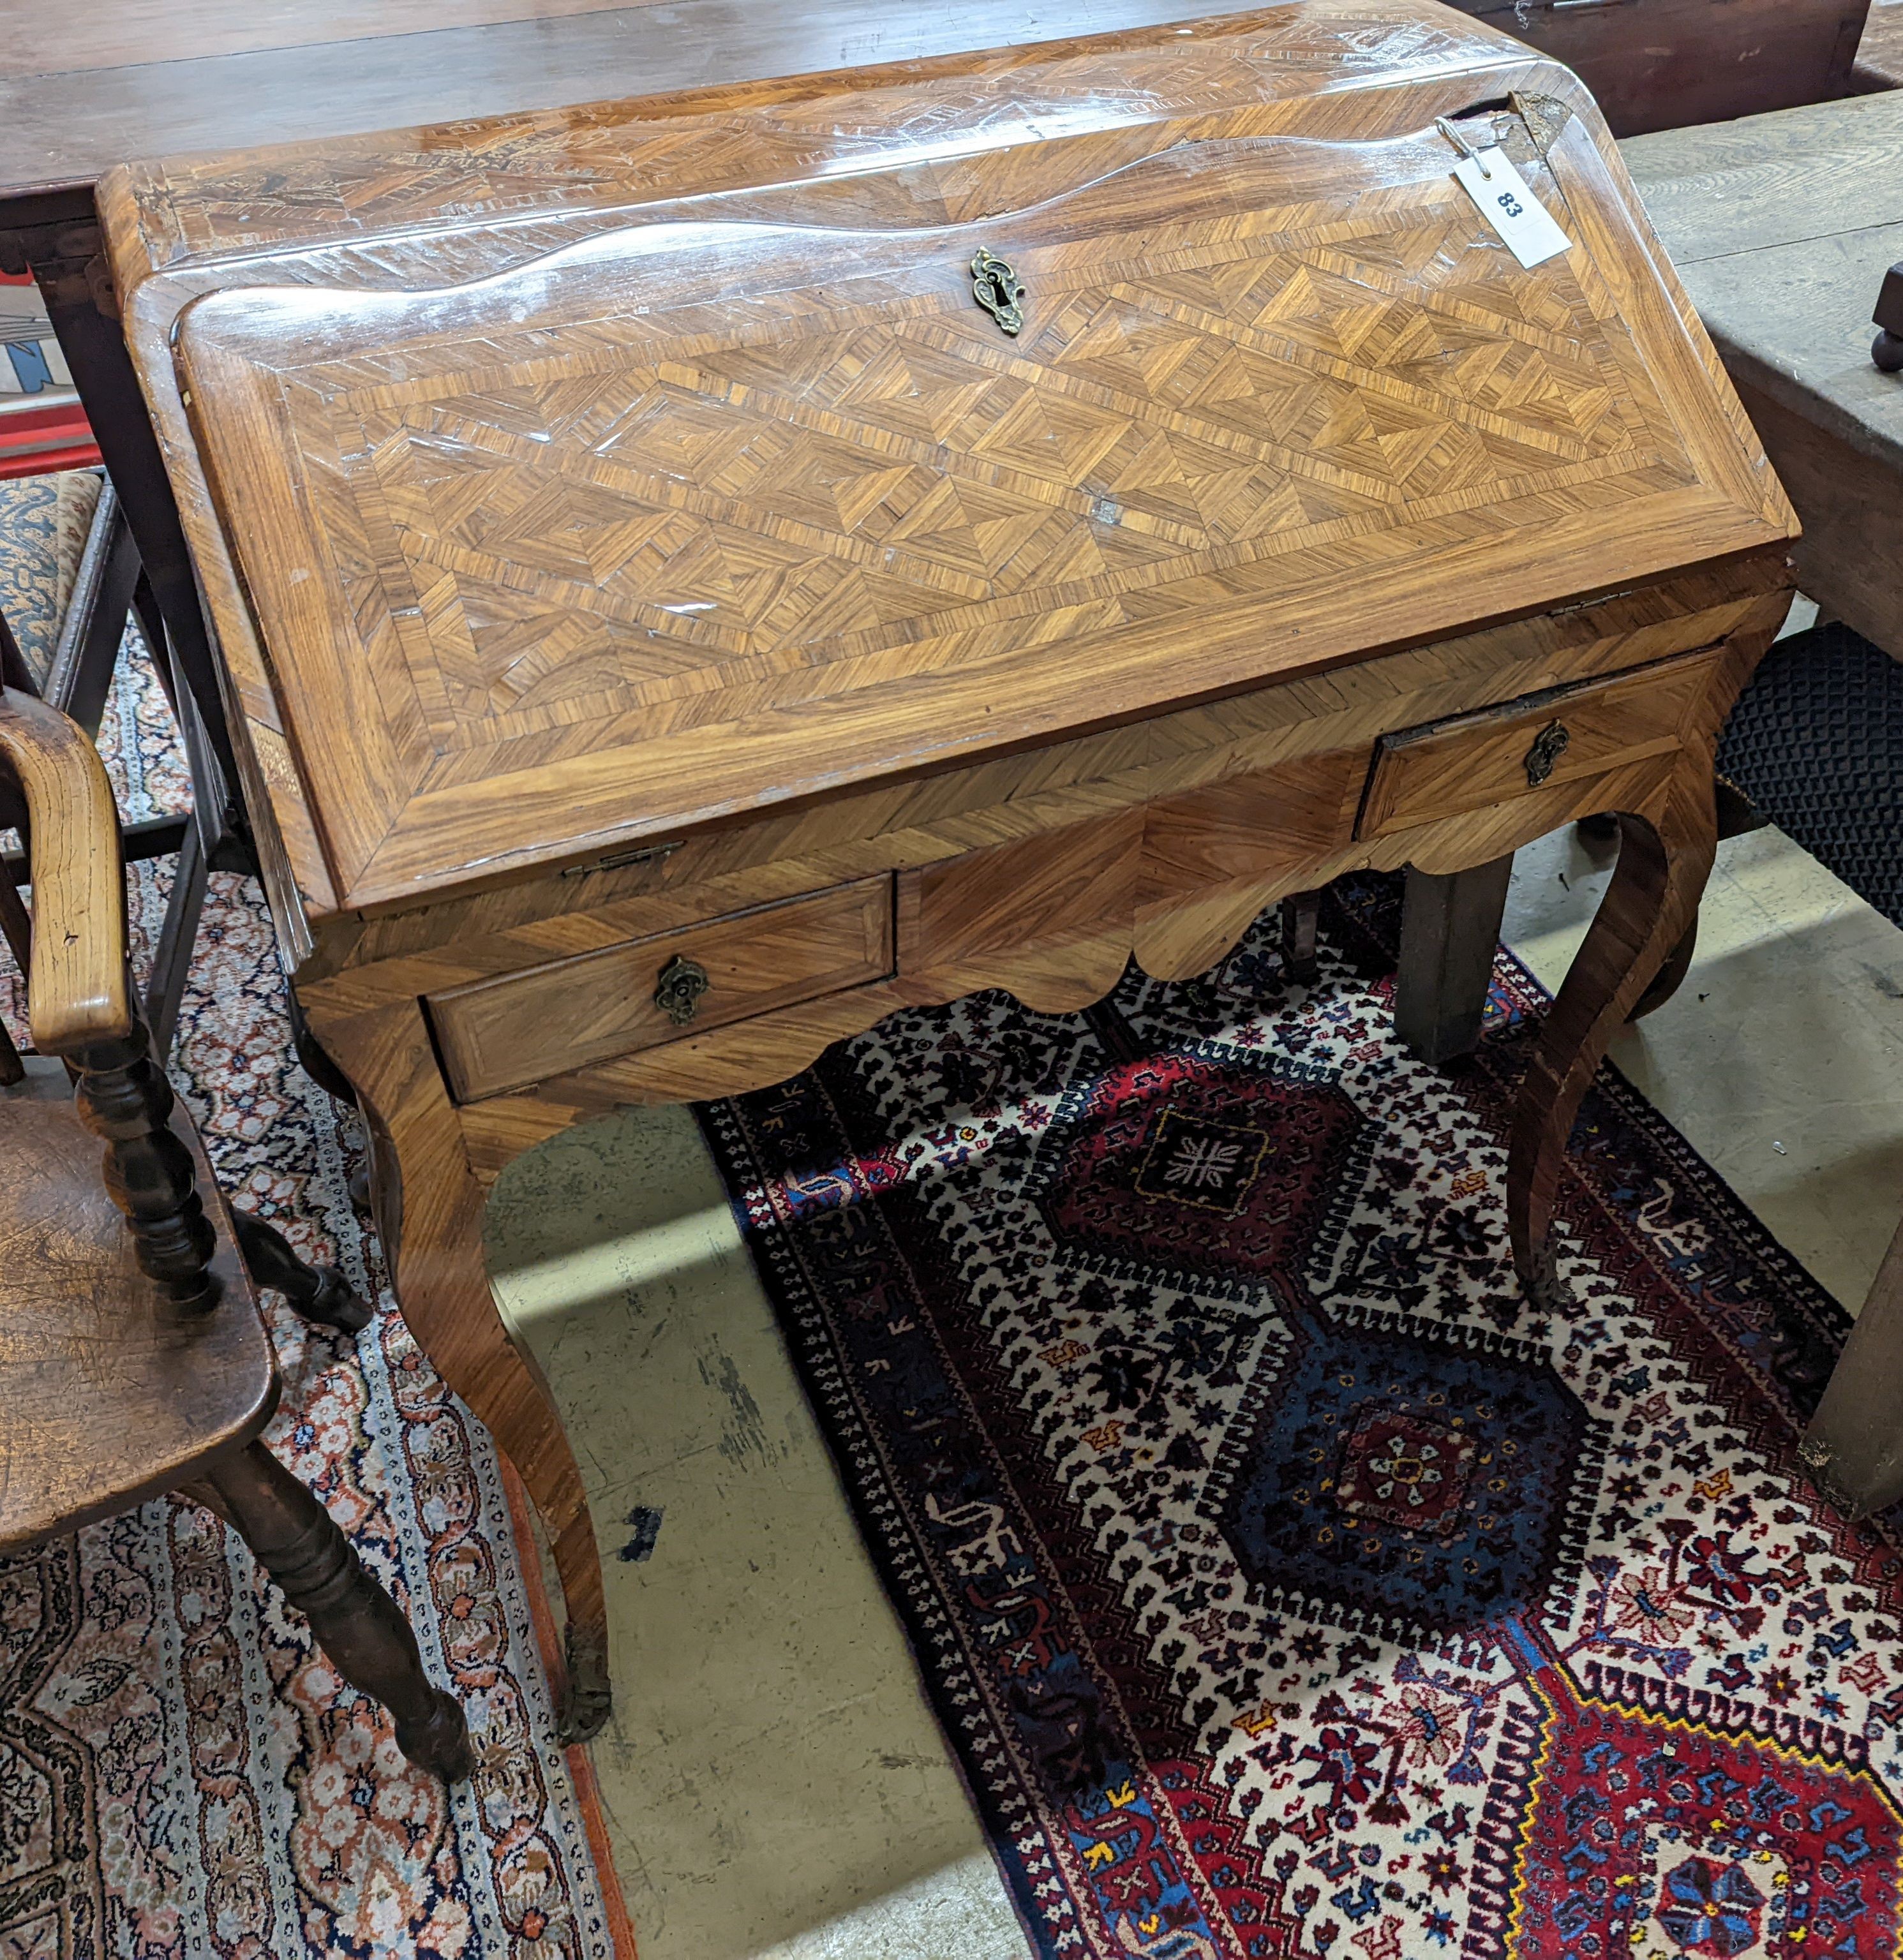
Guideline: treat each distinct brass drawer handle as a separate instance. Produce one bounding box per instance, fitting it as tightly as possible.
[655,956,711,1025]
[1523,720,1571,787]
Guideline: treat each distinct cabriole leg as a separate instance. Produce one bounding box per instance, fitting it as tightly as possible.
[302,995,612,1743]
[1507,768,1717,1306]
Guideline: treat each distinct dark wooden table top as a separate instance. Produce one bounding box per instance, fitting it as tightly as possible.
[0,0,1258,200]
[1623,90,1903,479]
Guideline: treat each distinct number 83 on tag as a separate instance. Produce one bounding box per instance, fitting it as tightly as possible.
[1451,146,1572,269]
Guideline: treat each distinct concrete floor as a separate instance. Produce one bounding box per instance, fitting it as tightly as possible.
[488,1110,1033,1960]
[486,817,1903,1960]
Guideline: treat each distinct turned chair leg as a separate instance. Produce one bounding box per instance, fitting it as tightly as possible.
[74,1028,220,1307]
[230,1208,373,1334]
[193,1441,474,1779]
[1507,773,1716,1305]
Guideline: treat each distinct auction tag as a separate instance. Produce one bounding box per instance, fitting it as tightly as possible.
[1451,148,1572,269]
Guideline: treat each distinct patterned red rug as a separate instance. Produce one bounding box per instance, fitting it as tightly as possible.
[701,875,1901,1960]
[0,617,629,1956]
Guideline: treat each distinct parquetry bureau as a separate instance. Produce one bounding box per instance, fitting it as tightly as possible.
[100,0,1798,1739]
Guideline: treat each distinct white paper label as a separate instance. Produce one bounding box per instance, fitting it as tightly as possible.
[1452,148,1572,269]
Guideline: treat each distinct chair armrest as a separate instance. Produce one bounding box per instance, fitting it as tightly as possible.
[0,687,131,1053]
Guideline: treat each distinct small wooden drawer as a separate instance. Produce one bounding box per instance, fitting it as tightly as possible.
[429,876,894,1101]
[1355,645,1726,841]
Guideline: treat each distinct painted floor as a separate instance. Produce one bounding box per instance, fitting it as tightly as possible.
[486,816,1903,1960]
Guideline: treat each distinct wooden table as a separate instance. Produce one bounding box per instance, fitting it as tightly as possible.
[1624,91,1903,660]
[1624,95,1903,1518]
[1445,0,1871,138]
[94,1,1798,1739]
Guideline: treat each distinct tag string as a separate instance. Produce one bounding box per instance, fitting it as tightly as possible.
[1435,115,1494,179]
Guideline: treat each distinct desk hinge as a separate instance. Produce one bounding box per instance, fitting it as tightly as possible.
[561,841,682,878]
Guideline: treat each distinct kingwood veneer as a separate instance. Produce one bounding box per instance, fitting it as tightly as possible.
[98,0,1798,1739]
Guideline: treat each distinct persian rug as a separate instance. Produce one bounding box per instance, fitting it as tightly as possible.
[702,877,1900,1960]
[0,592,629,1954]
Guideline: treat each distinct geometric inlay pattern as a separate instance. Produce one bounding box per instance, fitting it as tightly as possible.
[301,172,1688,752]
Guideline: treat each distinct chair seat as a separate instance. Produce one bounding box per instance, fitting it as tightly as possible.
[0,470,103,690]
[1717,621,1903,931]
[0,1057,275,1548]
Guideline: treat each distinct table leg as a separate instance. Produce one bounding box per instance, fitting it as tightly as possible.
[15,215,248,859]
[1279,889,1321,983]
[1394,856,1514,1065]
[1506,763,1717,1305]
[304,993,611,1744]
[1799,1209,1903,1515]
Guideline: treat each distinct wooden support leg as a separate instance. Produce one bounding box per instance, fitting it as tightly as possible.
[45,482,140,739]
[303,996,611,1742]
[1279,889,1321,983]
[196,1441,474,1779]
[130,575,171,706]
[1799,1208,1903,1515]
[31,238,245,832]
[1507,768,1717,1305]
[288,988,357,1104]
[1630,914,1699,1021]
[144,820,207,1064]
[1394,856,1514,1065]
[230,1207,373,1335]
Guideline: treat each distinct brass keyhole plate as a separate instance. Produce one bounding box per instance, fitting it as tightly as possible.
[970,248,1026,336]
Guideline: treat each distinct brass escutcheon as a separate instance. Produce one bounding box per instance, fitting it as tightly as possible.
[654,955,711,1026]
[1523,720,1571,787]
[970,248,1026,336]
